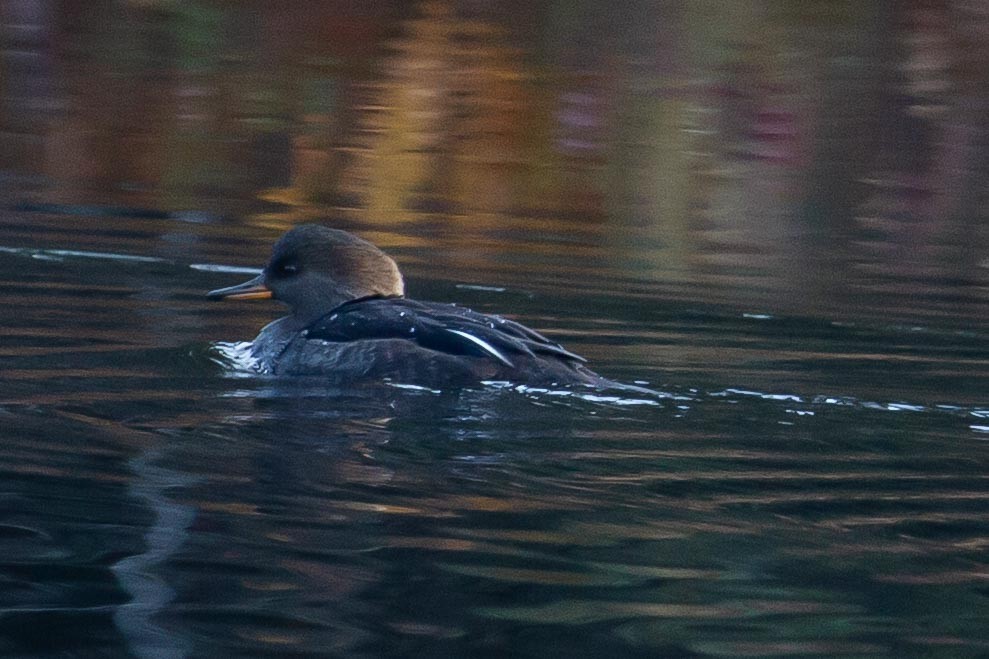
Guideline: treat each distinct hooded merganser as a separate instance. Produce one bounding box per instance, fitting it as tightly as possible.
[208,224,611,387]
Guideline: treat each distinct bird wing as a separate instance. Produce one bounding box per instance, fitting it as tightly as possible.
[304,297,587,367]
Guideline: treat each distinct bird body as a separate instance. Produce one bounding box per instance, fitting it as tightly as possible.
[209,225,611,388]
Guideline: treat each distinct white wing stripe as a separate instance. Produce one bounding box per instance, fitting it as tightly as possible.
[446,329,514,367]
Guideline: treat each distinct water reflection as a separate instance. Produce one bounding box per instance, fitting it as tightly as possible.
[3,1,987,327]
[2,1,989,657]
[112,449,195,659]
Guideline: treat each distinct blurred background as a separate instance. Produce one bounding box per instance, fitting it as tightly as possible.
[2,4,989,657]
[2,0,987,323]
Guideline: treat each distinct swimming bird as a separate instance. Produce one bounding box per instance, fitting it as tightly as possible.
[208,224,612,388]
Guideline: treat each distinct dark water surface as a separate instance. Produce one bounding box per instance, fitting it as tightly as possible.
[2,208,987,658]
[3,2,989,657]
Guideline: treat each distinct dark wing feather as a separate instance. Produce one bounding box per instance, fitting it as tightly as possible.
[304,297,587,367]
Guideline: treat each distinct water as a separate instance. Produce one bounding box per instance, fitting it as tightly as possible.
[3,2,989,657]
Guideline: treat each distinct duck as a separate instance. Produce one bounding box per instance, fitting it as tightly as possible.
[207,224,614,388]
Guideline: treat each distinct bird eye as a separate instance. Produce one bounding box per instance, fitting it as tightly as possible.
[273,262,300,277]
